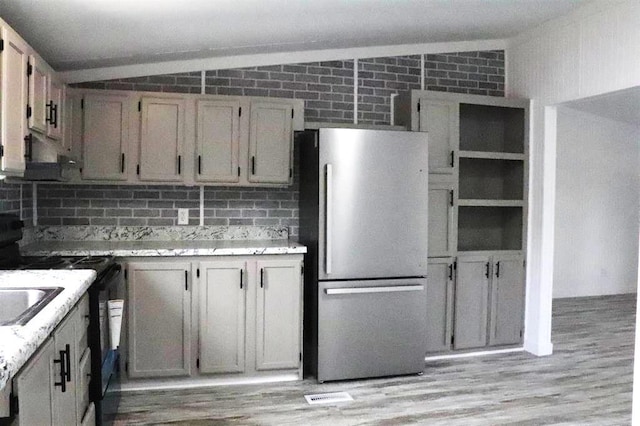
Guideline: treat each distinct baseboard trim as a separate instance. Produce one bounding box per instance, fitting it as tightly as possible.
[119,373,300,393]
[425,347,525,362]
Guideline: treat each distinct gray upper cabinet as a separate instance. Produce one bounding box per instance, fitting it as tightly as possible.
[255,259,302,370]
[199,259,247,374]
[454,255,490,350]
[426,258,455,353]
[248,101,293,184]
[81,93,130,181]
[195,98,242,184]
[428,181,457,257]
[139,96,186,182]
[419,100,458,174]
[489,254,525,346]
[128,261,192,378]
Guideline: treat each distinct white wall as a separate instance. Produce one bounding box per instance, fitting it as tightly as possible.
[505,0,640,357]
[554,107,639,298]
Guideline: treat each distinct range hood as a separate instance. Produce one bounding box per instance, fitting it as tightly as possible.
[22,155,82,181]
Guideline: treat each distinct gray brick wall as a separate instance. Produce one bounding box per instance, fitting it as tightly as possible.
[36,183,299,235]
[424,51,505,96]
[357,55,422,125]
[74,51,504,125]
[0,182,33,222]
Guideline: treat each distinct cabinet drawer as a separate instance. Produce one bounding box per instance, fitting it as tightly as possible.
[77,347,92,420]
[81,401,96,426]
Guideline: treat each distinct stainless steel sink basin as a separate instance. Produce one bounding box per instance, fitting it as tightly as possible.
[0,287,64,326]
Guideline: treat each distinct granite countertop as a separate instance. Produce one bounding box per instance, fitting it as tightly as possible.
[21,239,307,257]
[0,270,96,392]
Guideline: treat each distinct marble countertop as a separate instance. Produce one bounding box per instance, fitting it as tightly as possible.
[0,270,96,393]
[21,239,307,257]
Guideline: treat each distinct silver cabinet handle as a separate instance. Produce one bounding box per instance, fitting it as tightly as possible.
[325,164,333,274]
[325,285,424,295]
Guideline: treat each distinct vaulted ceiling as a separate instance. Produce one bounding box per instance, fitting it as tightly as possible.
[0,0,590,72]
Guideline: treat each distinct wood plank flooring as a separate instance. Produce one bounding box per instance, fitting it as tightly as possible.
[113,294,635,425]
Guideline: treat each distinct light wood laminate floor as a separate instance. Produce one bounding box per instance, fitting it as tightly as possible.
[114,294,635,425]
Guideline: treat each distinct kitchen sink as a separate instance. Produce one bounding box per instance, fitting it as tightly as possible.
[0,287,64,326]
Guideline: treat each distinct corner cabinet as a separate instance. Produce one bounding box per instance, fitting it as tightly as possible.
[127,261,192,378]
[124,255,303,384]
[396,91,528,355]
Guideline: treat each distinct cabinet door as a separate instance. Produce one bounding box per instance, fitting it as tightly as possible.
[53,311,78,426]
[15,338,54,426]
[0,25,28,175]
[47,78,64,140]
[418,99,458,174]
[428,181,457,257]
[128,261,191,378]
[199,260,246,374]
[489,255,525,346]
[248,101,293,184]
[27,55,48,134]
[139,97,185,182]
[426,258,455,353]
[454,255,490,349]
[196,99,241,183]
[82,93,130,180]
[255,259,301,370]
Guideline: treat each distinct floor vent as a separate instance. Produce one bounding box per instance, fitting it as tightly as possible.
[304,391,353,405]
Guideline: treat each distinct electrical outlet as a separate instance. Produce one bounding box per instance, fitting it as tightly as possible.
[177,208,189,225]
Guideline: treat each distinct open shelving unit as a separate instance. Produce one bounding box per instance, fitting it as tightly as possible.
[457,102,527,253]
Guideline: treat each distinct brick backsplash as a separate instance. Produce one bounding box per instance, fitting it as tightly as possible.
[0,182,33,223]
[36,182,300,236]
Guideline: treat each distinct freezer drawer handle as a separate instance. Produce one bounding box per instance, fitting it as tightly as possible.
[325,164,333,274]
[325,285,424,295]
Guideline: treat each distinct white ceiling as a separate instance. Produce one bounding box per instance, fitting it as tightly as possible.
[0,0,589,72]
[564,87,640,125]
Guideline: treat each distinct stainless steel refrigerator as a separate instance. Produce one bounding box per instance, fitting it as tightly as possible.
[298,128,429,382]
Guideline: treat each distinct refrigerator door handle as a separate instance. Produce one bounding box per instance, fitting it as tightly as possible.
[325,163,333,274]
[325,285,424,295]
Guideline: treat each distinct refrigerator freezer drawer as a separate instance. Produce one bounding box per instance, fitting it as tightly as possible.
[317,278,427,382]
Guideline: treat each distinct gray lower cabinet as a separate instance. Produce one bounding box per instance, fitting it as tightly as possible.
[426,258,455,353]
[255,259,302,370]
[454,255,490,350]
[198,257,302,375]
[126,255,303,381]
[199,259,247,374]
[13,339,55,425]
[12,295,90,426]
[127,261,192,378]
[489,254,526,346]
[453,253,525,350]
